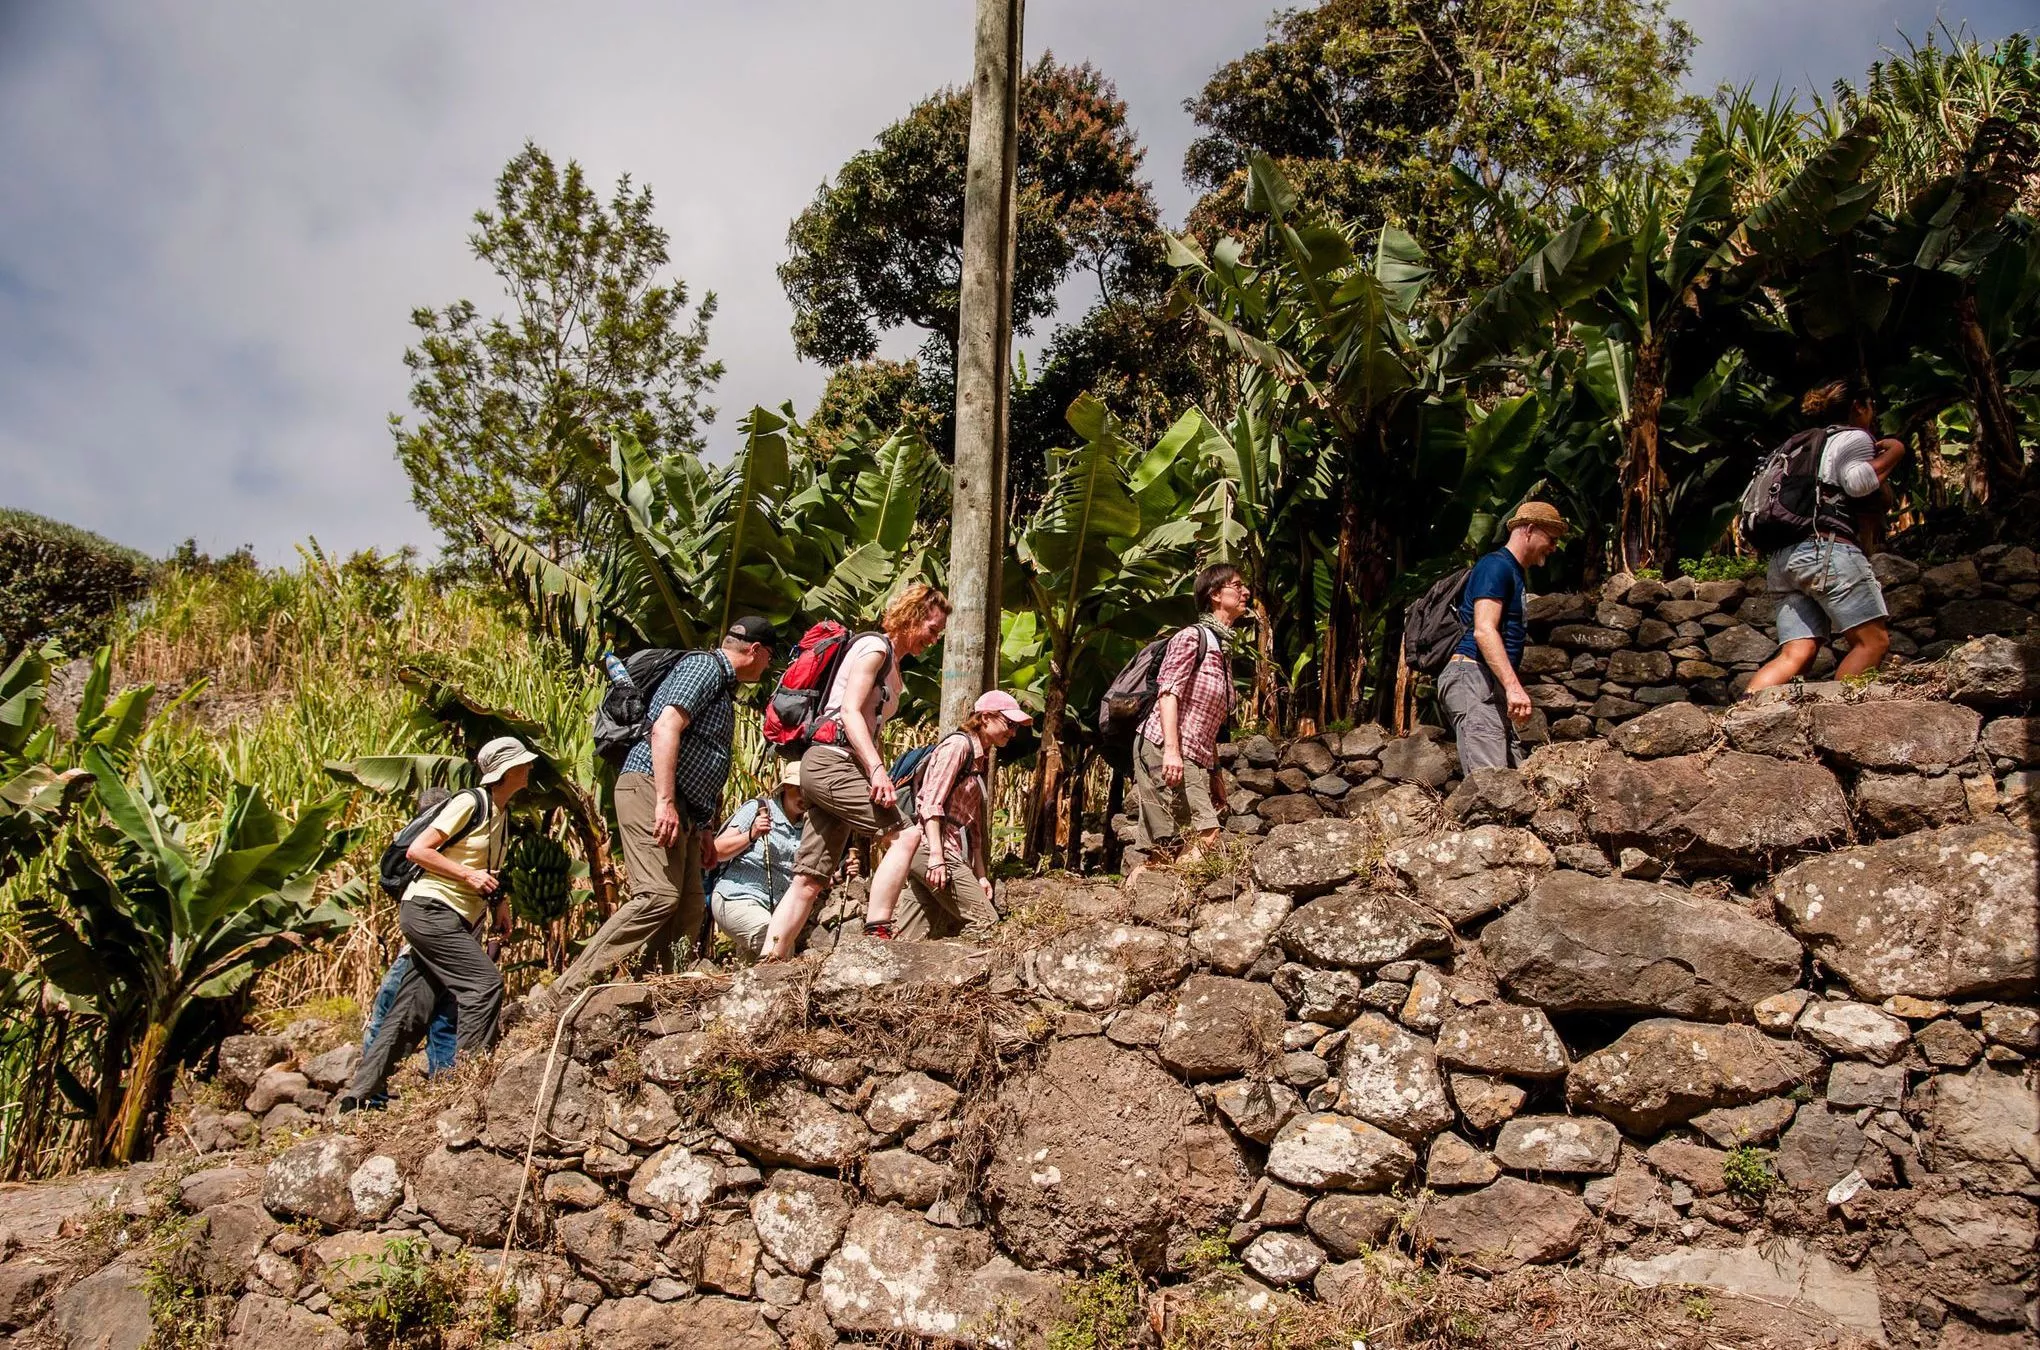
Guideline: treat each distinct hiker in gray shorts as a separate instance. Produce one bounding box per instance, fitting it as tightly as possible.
[1746,380,1909,695]
[1438,503,1568,772]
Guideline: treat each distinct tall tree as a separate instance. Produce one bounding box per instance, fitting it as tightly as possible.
[780,57,1161,428]
[392,143,723,574]
[1183,0,1700,288]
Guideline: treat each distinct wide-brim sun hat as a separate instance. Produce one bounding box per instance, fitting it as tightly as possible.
[1508,501,1570,537]
[780,761,803,790]
[973,690,1033,725]
[477,736,539,784]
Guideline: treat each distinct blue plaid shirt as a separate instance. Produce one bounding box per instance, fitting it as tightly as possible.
[622,650,738,825]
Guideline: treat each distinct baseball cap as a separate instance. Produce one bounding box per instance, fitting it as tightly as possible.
[726,616,778,647]
[974,690,1033,725]
[477,736,539,784]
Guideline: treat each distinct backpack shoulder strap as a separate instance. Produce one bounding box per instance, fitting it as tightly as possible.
[439,786,491,848]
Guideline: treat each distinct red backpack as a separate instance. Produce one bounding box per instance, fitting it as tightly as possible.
[761,623,892,758]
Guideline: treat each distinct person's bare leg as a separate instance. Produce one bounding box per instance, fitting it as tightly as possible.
[864,831,920,928]
[761,875,824,961]
[1745,638,1820,694]
[1835,620,1890,679]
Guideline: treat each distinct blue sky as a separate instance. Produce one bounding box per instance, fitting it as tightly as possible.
[1,0,2031,561]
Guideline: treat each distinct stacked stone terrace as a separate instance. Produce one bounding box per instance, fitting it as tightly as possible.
[3,556,2038,1350]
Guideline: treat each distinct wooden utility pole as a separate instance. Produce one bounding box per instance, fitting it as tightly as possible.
[941,0,1024,728]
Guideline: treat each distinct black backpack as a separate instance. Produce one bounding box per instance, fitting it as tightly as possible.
[1402,566,1473,676]
[378,787,490,900]
[1096,625,1221,756]
[593,649,713,765]
[1737,425,1852,553]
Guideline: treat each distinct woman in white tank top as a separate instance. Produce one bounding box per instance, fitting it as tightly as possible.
[760,583,951,959]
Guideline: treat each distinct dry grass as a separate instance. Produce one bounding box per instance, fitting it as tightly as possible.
[1149,1259,1798,1350]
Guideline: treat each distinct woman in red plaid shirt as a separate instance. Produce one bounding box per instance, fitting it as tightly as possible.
[863,690,1033,939]
[1129,562,1249,885]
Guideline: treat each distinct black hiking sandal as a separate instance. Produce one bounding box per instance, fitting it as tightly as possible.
[863,920,894,940]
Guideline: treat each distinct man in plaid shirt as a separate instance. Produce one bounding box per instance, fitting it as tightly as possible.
[539,618,776,1010]
[1130,563,1250,882]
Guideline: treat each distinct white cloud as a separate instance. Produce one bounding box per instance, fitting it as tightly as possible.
[0,0,2027,560]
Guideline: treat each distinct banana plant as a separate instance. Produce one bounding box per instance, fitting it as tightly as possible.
[1581,117,1885,567]
[1,645,193,880]
[489,409,944,659]
[19,749,358,1163]
[1007,396,1227,863]
[325,664,620,914]
[1169,154,1621,724]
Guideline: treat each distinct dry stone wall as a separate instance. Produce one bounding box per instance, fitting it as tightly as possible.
[4,564,2039,1349]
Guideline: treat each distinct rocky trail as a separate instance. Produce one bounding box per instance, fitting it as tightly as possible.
[3,556,2037,1350]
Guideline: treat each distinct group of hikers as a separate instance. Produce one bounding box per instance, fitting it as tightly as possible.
[336,377,1911,1111]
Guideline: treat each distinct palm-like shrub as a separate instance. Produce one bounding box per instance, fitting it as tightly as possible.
[20,749,358,1162]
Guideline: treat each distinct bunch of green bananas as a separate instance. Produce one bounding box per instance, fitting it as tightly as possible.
[504,832,573,925]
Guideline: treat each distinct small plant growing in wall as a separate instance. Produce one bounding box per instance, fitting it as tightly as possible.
[1721,1145,1777,1203]
[1048,1265,1145,1350]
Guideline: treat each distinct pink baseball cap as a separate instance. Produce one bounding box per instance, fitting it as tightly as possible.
[974,690,1033,725]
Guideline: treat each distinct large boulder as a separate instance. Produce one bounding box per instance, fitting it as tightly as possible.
[1189,891,1293,975]
[700,962,810,1039]
[1382,826,1553,925]
[1492,1116,1620,1174]
[1807,700,1981,771]
[625,1143,721,1224]
[1852,771,1969,836]
[983,1036,1249,1270]
[216,1034,291,1096]
[751,1171,856,1275]
[484,1048,605,1152]
[1252,798,1434,897]
[1157,976,1287,1081]
[714,1082,875,1169]
[1252,819,1383,896]
[1336,1014,1453,1139]
[1919,1065,2040,1193]
[820,1207,1058,1343]
[555,1208,674,1295]
[1380,735,1455,788]
[582,1295,779,1350]
[1433,1004,1569,1080]
[1412,1178,1589,1273]
[1264,1113,1416,1192]
[262,1135,366,1228]
[812,935,997,1011]
[1771,822,2037,1001]
[1034,923,1191,1010]
[48,1256,152,1350]
[1944,635,2040,704]
[1584,751,1849,873]
[223,1294,349,1350]
[413,1145,523,1244]
[1567,1020,1823,1134]
[1610,702,1717,758]
[1603,1241,1885,1345]
[1481,872,1803,1020]
[1275,889,1450,970]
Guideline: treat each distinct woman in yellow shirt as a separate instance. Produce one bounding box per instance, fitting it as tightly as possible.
[342,736,536,1110]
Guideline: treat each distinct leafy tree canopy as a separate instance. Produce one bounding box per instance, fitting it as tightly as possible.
[1183,0,1702,287]
[780,55,1160,382]
[803,358,943,461]
[392,142,723,573]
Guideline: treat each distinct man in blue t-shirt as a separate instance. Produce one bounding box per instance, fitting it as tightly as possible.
[1439,502,1569,771]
